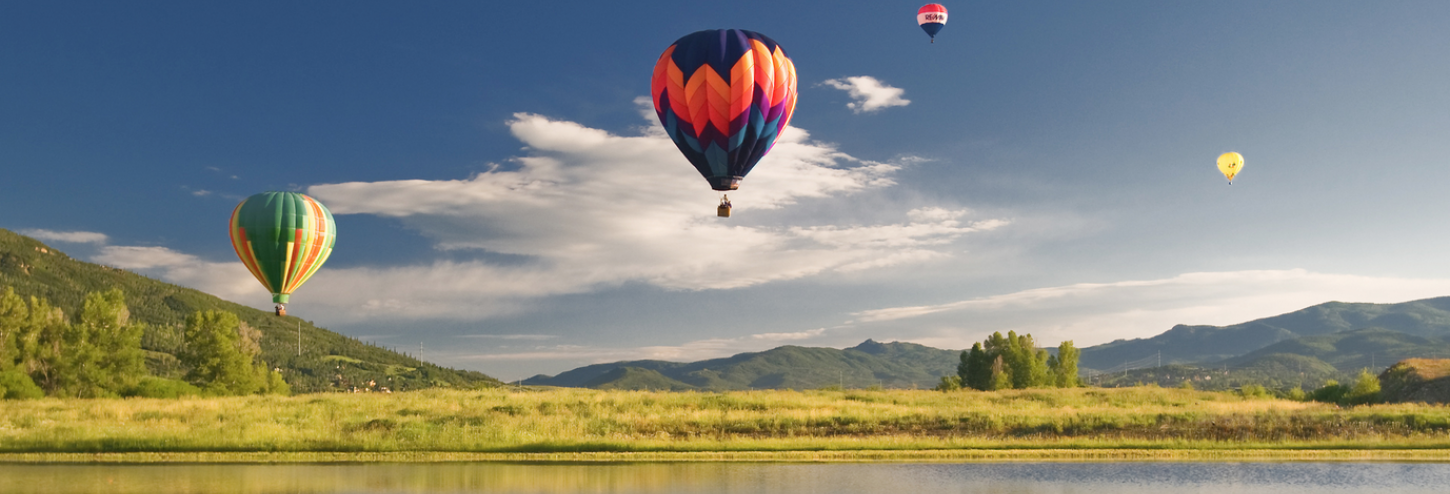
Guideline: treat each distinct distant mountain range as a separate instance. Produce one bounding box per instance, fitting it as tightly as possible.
[1079,298,1450,370]
[0,228,499,392]
[529,296,1450,391]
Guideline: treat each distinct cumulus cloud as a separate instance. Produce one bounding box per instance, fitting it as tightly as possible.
[20,229,109,244]
[299,112,1006,322]
[821,76,911,113]
[849,269,1450,351]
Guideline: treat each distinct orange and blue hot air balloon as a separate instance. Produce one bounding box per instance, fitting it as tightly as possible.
[918,4,948,43]
[651,29,798,207]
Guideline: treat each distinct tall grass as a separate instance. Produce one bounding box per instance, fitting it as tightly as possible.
[2,387,1449,453]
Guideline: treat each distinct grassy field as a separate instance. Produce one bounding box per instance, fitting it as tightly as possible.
[3,386,1450,458]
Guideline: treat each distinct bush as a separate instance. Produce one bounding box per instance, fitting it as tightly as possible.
[0,370,44,400]
[1285,386,1307,401]
[934,375,962,391]
[1309,379,1349,404]
[1343,369,1381,406]
[1239,384,1272,399]
[125,376,201,399]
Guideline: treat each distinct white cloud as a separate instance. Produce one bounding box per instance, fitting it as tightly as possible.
[20,229,108,244]
[821,76,911,113]
[297,112,1005,322]
[849,269,1450,351]
[92,246,268,303]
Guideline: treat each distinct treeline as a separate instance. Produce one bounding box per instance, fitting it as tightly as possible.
[937,331,1080,390]
[0,286,287,399]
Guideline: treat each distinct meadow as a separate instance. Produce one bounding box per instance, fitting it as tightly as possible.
[3,386,1450,460]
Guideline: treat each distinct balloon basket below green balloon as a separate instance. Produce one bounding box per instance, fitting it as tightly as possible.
[274,304,287,317]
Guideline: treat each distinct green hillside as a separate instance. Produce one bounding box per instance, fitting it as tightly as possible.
[1080,297,1450,370]
[1093,328,1450,391]
[583,367,698,391]
[525,339,961,390]
[0,228,499,392]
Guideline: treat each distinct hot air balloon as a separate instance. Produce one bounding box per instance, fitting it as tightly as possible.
[651,29,798,216]
[918,4,948,43]
[1217,152,1244,184]
[229,191,336,316]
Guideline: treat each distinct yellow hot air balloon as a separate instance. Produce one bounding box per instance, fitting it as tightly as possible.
[1217,152,1244,184]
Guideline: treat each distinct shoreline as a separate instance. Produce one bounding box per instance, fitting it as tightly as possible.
[5,449,1450,464]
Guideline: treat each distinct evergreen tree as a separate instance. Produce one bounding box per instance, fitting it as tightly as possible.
[1050,340,1081,388]
[959,343,991,391]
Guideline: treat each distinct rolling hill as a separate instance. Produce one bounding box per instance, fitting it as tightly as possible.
[524,339,961,390]
[0,228,499,392]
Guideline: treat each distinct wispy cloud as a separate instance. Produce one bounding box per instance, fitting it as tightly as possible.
[453,327,836,367]
[849,269,1450,351]
[821,76,911,113]
[20,229,109,244]
[458,334,559,340]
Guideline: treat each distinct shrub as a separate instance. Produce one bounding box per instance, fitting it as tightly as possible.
[1309,379,1349,404]
[125,376,201,399]
[0,370,44,400]
[934,375,962,391]
[1239,384,1272,399]
[1343,369,1381,406]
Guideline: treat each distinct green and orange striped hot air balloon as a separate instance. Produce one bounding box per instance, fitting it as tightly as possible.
[228,191,336,316]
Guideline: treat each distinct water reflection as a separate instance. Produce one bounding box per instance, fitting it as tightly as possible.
[1,462,1448,494]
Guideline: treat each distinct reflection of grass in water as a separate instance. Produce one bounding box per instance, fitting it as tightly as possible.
[2,387,1450,453]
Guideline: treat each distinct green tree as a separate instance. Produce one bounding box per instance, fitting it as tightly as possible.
[1048,340,1081,388]
[0,287,25,371]
[959,343,991,391]
[21,296,71,395]
[181,310,289,396]
[1344,369,1381,406]
[65,289,147,397]
[934,375,962,391]
[1309,379,1349,404]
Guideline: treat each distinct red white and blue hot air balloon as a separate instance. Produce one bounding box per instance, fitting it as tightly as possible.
[918,4,949,43]
[650,29,798,215]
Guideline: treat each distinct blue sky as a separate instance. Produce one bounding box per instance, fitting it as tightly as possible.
[5,1,1450,380]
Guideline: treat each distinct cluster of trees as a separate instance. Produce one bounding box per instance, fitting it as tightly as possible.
[0,287,288,399]
[1303,369,1381,406]
[937,331,1080,391]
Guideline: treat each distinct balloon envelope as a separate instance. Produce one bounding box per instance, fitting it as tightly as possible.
[651,29,798,191]
[1217,152,1244,183]
[918,4,948,39]
[229,191,336,304]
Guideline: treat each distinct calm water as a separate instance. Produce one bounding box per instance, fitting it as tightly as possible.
[1,462,1447,494]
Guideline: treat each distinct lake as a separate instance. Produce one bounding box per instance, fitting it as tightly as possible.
[1,462,1447,493]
